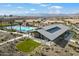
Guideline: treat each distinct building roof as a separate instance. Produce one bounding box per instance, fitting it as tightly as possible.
[36,24,70,41]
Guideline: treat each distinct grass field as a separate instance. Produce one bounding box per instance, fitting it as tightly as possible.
[16,38,40,52]
[0,23,12,27]
[0,23,18,27]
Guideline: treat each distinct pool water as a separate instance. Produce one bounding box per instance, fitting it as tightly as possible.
[6,26,35,32]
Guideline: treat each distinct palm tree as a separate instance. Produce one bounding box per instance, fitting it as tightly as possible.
[4,15,7,17]
[19,22,22,32]
[26,22,29,26]
[0,20,3,30]
[37,21,41,27]
[9,21,13,31]
[23,20,26,23]
[27,31,30,38]
[22,20,26,26]
[9,15,13,17]
[33,21,35,26]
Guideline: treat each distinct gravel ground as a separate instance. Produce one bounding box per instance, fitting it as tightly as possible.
[0,31,79,56]
[0,38,27,56]
[0,31,22,43]
[29,42,79,56]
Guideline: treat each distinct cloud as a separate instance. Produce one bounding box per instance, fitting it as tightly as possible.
[17,6,23,9]
[40,4,48,7]
[30,8,36,11]
[48,10,61,14]
[25,11,29,13]
[49,6,63,9]
[5,4,12,7]
[48,6,63,14]
[0,9,29,15]
[0,10,15,15]
[32,3,48,7]
[31,3,41,4]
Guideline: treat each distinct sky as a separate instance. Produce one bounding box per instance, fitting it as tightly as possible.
[0,3,79,16]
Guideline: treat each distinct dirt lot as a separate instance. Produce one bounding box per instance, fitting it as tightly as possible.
[0,31,21,43]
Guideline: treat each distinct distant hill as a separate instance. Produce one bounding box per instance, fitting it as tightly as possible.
[1,13,79,17]
[25,13,79,17]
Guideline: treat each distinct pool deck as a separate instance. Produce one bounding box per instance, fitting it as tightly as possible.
[6,26,36,32]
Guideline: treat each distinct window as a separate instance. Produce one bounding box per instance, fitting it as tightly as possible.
[46,26,60,33]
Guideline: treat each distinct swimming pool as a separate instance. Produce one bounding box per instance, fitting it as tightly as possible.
[6,26,35,32]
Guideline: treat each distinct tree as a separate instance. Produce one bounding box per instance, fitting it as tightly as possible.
[33,21,35,26]
[37,21,41,27]
[4,15,7,17]
[9,15,13,17]
[9,21,13,30]
[26,22,29,26]
[23,20,26,23]
[19,22,22,32]
[0,20,3,29]
[22,20,26,26]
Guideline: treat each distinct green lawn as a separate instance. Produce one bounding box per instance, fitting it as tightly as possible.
[6,29,16,32]
[0,23,18,27]
[16,38,40,52]
[0,23,11,27]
